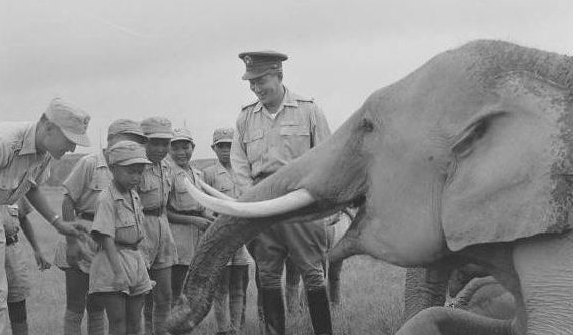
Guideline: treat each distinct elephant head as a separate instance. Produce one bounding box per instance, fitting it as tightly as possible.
[168,40,573,333]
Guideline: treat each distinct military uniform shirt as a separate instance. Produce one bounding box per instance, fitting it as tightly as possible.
[62,150,112,215]
[0,122,52,205]
[138,160,172,210]
[167,159,204,213]
[203,162,252,266]
[231,87,331,190]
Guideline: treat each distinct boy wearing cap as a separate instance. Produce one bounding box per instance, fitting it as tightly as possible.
[232,52,333,335]
[3,198,51,335]
[0,98,90,333]
[203,128,251,335]
[89,141,154,335]
[166,128,213,303]
[58,119,147,335]
[138,117,178,335]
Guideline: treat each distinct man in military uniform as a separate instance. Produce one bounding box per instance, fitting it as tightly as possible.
[231,51,333,335]
[0,98,90,333]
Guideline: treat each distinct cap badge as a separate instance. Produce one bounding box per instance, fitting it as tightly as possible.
[244,55,252,66]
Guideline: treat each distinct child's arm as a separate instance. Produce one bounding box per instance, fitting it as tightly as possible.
[97,232,129,290]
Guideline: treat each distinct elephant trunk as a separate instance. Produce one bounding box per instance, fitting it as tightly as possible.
[169,203,344,333]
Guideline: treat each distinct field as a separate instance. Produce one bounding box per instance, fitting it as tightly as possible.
[7,187,406,335]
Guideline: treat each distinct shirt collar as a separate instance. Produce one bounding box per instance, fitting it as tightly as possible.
[216,162,230,175]
[18,122,39,156]
[253,86,297,113]
[109,182,126,201]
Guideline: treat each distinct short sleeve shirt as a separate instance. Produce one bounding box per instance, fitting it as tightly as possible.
[62,151,112,214]
[92,183,146,246]
[137,160,172,210]
[202,163,240,199]
[0,122,52,205]
[166,158,204,213]
[231,87,331,188]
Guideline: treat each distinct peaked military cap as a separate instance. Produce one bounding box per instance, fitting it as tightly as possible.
[238,51,288,80]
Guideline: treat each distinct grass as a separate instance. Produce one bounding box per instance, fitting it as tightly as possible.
[8,187,406,335]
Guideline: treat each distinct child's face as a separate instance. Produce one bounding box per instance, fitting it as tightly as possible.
[146,138,170,163]
[113,164,146,190]
[169,140,194,167]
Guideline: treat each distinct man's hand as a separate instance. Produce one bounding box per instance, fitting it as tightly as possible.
[34,251,52,271]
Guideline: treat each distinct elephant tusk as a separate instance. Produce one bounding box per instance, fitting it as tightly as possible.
[183,177,316,218]
[197,179,237,201]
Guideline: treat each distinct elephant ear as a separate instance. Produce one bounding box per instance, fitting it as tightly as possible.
[442,71,573,252]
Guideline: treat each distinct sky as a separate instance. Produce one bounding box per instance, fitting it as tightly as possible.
[1,0,572,159]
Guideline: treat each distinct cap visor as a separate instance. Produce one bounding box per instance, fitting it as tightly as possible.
[242,69,272,80]
[121,130,147,138]
[116,157,152,166]
[214,139,233,144]
[171,136,193,143]
[61,129,91,147]
[146,133,173,139]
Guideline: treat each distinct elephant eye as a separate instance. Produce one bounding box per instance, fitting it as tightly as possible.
[452,117,490,158]
[360,118,374,132]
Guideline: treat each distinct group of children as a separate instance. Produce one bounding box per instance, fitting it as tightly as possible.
[9,117,248,335]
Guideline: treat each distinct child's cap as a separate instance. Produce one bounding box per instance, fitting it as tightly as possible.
[108,141,151,166]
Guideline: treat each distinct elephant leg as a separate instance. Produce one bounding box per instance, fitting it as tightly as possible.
[403,266,452,323]
[398,306,514,335]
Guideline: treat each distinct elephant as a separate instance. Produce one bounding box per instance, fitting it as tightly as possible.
[168,40,573,335]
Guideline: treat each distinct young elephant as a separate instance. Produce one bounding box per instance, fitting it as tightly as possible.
[170,40,573,335]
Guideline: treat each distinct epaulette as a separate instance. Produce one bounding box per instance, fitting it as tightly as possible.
[10,139,23,154]
[291,92,314,103]
[241,100,258,110]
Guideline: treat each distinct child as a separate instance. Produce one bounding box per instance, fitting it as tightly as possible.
[166,128,213,303]
[203,128,251,335]
[89,141,154,335]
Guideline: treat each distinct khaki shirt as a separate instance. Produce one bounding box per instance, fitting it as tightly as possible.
[62,150,112,215]
[202,162,240,199]
[231,87,331,190]
[203,161,252,266]
[166,158,204,213]
[0,122,52,205]
[137,160,172,210]
[92,183,145,246]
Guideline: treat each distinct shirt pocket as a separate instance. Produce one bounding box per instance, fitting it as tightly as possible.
[279,123,311,156]
[138,174,161,208]
[243,129,265,162]
[116,207,141,245]
[171,179,202,211]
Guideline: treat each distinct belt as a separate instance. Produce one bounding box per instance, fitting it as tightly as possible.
[6,234,18,246]
[80,212,95,221]
[115,241,140,251]
[171,209,203,216]
[143,207,164,216]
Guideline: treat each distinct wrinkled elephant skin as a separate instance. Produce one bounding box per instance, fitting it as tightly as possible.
[170,40,573,335]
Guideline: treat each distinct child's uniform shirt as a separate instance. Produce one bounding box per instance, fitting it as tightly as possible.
[89,182,153,296]
[166,158,206,266]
